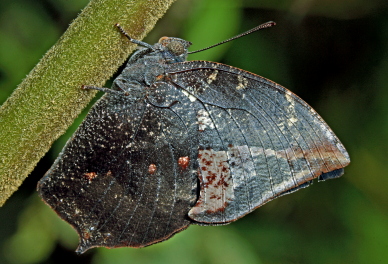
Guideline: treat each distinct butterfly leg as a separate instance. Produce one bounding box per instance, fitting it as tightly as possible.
[81,85,129,96]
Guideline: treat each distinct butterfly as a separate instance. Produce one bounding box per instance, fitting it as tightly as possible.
[37,22,350,253]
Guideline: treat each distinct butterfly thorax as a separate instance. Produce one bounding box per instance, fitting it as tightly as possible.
[111,37,192,95]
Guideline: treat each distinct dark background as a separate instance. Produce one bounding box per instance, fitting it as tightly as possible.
[1,0,388,263]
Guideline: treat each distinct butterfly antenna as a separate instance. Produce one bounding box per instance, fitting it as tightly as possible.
[188,21,276,54]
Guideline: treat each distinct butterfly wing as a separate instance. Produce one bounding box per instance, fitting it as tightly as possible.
[38,58,350,250]
[165,61,350,224]
[38,92,197,253]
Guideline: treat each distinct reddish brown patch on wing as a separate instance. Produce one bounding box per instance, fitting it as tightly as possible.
[206,202,228,214]
[178,156,190,170]
[84,172,97,183]
[271,138,350,179]
[148,164,157,175]
[306,139,350,177]
[82,230,91,240]
[156,74,164,81]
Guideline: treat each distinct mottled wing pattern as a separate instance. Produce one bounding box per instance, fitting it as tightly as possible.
[38,91,198,253]
[166,61,350,224]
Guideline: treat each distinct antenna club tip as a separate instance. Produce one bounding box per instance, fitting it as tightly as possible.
[115,23,125,32]
[263,21,276,28]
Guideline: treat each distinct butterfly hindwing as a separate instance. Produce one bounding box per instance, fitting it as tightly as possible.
[38,91,197,253]
[165,61,350,224]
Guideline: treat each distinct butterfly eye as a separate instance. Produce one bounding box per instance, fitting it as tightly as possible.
[166,41,185,56]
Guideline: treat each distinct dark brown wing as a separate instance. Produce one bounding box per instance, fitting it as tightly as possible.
[38,92,197,253]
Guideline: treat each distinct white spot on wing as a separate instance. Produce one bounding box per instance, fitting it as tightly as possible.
[181,90,197,102]
[207,70,218,84]
[197,109,215,131]
[189,149,233,219]
[236,75,248,90]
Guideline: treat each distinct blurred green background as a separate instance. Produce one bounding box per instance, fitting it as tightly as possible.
[1,0,388,263]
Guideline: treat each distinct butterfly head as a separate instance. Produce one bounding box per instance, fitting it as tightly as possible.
[157,37,192,63]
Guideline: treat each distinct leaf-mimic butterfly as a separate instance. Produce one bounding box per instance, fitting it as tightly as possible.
[38,22,350,253]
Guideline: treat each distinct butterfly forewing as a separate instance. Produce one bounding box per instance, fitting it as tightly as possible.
[165,61,350,223]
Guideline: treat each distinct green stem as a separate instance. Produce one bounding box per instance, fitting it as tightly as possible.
[0,0,176,206]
